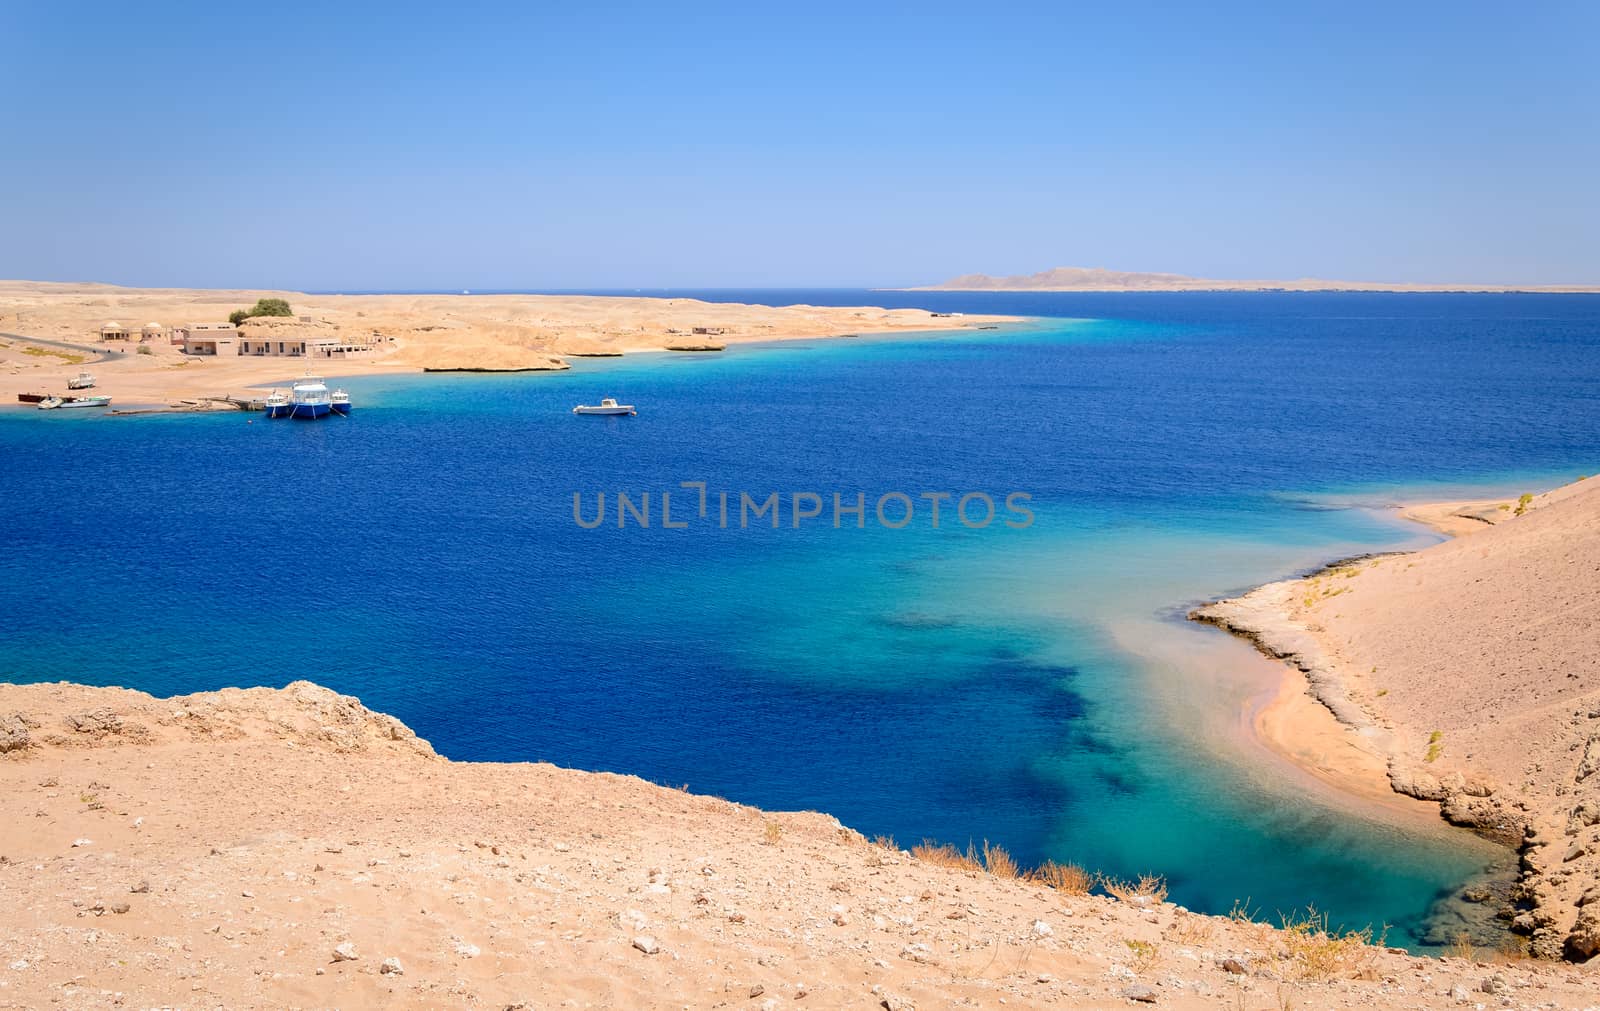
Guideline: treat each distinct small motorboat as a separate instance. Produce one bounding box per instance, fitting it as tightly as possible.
[67,371,96,390]
[39,395,111,410]
[17,391,49,404]
[573,397,637,416]
[263,391,291,418]
[330,388,352,415]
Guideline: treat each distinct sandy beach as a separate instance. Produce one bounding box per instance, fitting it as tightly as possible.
[1194,477,1600,961]
[5,680,1599,1009]
[0,281,1015,410]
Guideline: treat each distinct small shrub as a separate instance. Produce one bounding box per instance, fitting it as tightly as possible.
[1447,930,1476,960]
[1028,860,1092,895]
[1376,688,1388,697]
[1278,907,1380,981]
[1123,938,1161,973]
[1167,911,1217,946]
[762,821,782,845]
[137,344,153,355]
[1514,493,1533,516]
[981,840,1019,879]
[1101,873,1168,905]
[911,840,982,872]
[1426,729,1444,763]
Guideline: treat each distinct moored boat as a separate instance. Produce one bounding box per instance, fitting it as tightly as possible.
[263,391,291,418]
[330,388,352,415]
[38,395,111,410]
[573,397,637,416]
[17,391,49,404]
[288,375,332,419]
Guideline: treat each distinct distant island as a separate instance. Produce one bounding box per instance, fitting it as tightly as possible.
[910,265,1600,294]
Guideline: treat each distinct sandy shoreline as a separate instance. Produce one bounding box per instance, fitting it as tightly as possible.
[1192,477,1600,961]
[1,280,1017,411]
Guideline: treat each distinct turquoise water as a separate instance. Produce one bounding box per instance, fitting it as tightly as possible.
[4,292,1598,949]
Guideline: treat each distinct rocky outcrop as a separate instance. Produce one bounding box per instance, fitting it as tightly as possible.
[0,711,34,753]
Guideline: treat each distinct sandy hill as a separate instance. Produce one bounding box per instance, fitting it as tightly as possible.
[4,681,1597,1008]
[1196,477,1600,962]
[915,267,1600,293]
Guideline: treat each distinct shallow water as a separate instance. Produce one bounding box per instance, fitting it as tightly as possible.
[3,292,1597,948]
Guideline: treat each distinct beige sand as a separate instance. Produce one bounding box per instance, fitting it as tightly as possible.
[5,681,1596,1009]
[1194,477,1600,961]
[914,266,1600,293]
[0,281,1015,409]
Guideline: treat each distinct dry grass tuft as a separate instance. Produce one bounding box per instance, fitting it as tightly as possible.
[911,841,983,872]
[1277,907,1382,981]
[1100,873,1169,905]
[981,840,1020,879]
[1027,860,1093,896]
[1167,910,1218,946]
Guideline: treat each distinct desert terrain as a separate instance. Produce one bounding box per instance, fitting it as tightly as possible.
[1195,476,1600,962]
[0,281,1013,410]
[5,680,1600,1010]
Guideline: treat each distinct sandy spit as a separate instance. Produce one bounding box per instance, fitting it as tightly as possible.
[1193,476,1600,962]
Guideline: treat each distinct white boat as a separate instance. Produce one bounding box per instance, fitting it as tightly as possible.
[263,391,291,418]
[573,397,636,416]
[330,388,352,415]
[67,371,96,390]
[39,395,111,410]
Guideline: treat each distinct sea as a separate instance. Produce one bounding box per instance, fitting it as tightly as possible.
[4,290,1597,949]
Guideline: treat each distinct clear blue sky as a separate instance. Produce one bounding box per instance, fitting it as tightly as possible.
[3,1,1596,289]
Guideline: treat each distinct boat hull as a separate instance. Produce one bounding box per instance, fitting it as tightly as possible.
[289,403,331,419]
[331,403,351,415]
[265,404,291,418]
[42,398,110,410]
[573,406,636,415]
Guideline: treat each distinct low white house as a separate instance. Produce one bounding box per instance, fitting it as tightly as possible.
[176,322,240,356]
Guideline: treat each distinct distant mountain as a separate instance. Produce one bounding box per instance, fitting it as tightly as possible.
[912,266,1600,293]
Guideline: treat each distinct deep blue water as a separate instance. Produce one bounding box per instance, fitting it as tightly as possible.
[4,292,1598,949]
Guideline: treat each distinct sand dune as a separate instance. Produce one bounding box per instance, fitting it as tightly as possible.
[1195,477,1600,961]
[4,680,1597,1008]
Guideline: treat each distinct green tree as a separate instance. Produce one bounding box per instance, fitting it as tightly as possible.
[227,298,294,325]
[251,298,292,317]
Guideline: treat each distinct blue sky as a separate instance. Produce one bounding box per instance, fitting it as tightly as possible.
[2,2,1596,288]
